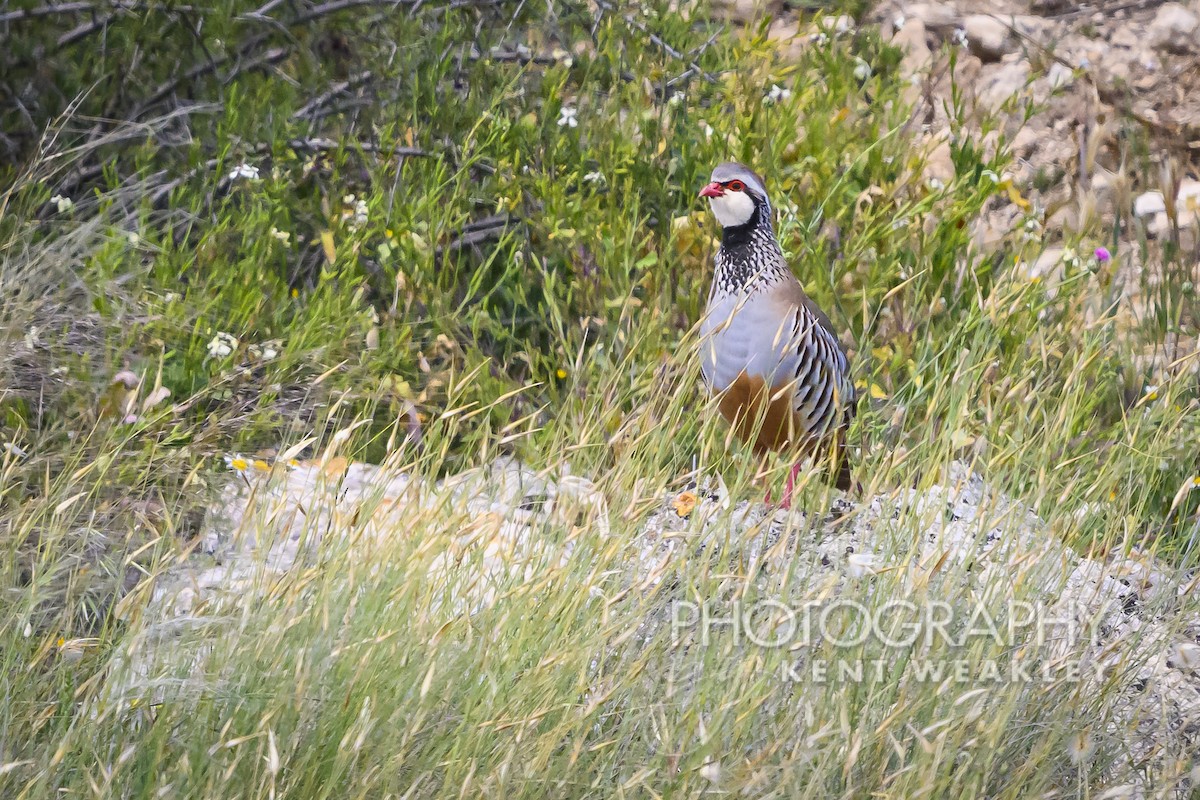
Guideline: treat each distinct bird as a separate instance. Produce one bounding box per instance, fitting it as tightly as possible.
[697,161,856,507]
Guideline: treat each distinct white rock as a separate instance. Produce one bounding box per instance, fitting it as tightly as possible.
[817,14,853,35]
[1009,14,1053,38]
[768,19,805,61]
[1168,642,1200,671]
[902,2,961,31]
[1177,179,1200,224]
[1148,211,1171,237]
[972,206,1020,252]
[1019,247,1063,282]
[1046,61,1074,90]
[1010,124,1042,157]
[964,14,1014,61]
[1146,3,1199,53]
[891,18,933,77]
[921,133,956,185]
[709,0,782,24]
[975,61,1031,113]
[1111,25,1140,48]
[1134,191,1166,217]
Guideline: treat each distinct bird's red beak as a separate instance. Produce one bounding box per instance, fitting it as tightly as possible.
[699,182,724,198]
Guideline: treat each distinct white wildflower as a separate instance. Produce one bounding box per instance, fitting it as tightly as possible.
[127,231,141,245]
[224,453,271,476]
[765,84,792,105]
[246,339,280,361]
[270,227,291,245]
[341,195,369,229]
[698,120,714,138]
[668,91,685,107]
[952,27,969,48]
[50,194,74,213]
[853,58,872,81]
[583,170,605,184]
[1021,217,1042,243]
[927,177,945,192]
[981,169,1001,184]
[1143,384,1160,402]
[207,332,238,359]
[892,14,906,30]
[227,162,260,182]
[810,31,829,45]
[557,106,579,128]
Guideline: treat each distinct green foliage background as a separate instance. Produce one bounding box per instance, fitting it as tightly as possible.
[1,2,1199,794]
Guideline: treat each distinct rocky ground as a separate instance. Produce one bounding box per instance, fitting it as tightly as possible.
[754,0,1200,375]
[114,454,1200,793]
[751,0,1200,242]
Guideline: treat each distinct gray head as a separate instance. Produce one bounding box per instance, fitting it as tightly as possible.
[699,162,771,228]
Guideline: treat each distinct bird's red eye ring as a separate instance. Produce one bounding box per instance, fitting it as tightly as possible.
[727,180,745,192]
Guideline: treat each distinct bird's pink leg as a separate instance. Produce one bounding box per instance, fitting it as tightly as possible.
[768,462,803,510]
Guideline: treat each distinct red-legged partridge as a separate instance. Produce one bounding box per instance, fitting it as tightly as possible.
[698,162,856,505]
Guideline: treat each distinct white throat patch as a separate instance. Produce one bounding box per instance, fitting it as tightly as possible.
[708,191,757,228]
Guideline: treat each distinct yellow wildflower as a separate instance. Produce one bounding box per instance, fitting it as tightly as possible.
[225,455,250,474]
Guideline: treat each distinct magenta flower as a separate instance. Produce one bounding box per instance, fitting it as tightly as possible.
[1094,247,1111,263]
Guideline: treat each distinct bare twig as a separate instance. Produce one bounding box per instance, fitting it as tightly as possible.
[56,12,121,48]
[133,33,272,113]
[438,213,517,255]
[483,48,560,66]
[128,0,462,116]
[1,1,196,23]
[292,0,414,25]
[292,71,375,121]
[148,158,220,208]
[236,0,288,20]
[593,0,717,83]
[284,137,431,158]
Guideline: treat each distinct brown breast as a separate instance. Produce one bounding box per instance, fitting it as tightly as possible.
[716,371,817,456]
